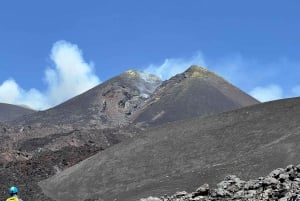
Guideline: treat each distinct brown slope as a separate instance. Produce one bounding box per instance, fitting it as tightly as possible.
[39,97,300,201]
[11,70,161,128]
[0,103,35,122]
[133,65,259,127]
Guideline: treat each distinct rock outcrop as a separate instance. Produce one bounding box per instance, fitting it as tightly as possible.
[141,164,300,201]
[10,70,162,128]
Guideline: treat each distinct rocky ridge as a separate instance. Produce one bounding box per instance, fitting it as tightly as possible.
[10,70,162,128]
[141,164,300,201]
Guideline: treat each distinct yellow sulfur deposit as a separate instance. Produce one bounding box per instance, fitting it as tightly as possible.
[188,65,209,78]
[191,71,201,78]
[126,70,138,76]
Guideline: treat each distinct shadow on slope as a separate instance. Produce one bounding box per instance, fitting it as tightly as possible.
[39,97,300,201]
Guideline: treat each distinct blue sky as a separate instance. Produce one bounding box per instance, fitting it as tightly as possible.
[0,0,299,110]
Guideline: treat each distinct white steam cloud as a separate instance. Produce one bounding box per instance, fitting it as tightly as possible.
[0,40,100,110]
[249,84,283,102]
[144,52,206,80]
[143,52,300,102]
[45,41,100,105]
[0,79,21,103]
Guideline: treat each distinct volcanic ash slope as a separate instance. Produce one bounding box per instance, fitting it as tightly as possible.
[133,65,259,127]
[39,97,300,201]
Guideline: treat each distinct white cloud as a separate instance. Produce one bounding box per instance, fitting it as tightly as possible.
[45,41,100,105]
[0,40,100,110]
[144,52,206,80]
[19,89,48,110]
[292,85,300,97]
[208,55,259,88]
[249,84,283,102]
[0,79,21,103]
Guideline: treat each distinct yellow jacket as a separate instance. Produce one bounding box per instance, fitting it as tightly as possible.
[6,195,23,201]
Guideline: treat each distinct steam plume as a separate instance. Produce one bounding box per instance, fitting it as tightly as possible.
[0,40,100,110]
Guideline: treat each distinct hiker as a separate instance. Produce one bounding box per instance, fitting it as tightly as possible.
[6,186,23,201]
